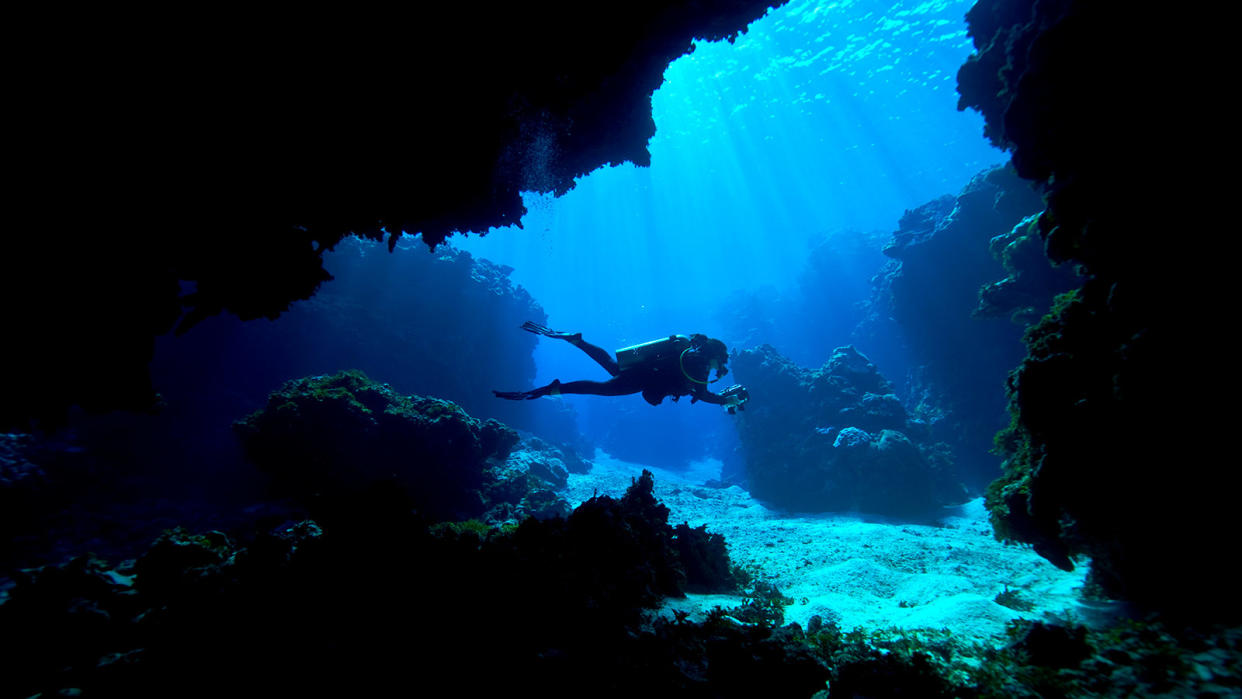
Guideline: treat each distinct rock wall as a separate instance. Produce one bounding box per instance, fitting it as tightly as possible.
[859,165,1067,491]
[957,0,1232,618]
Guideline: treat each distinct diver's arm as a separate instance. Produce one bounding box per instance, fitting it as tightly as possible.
[690,384,728,405]
[692,383,750,413]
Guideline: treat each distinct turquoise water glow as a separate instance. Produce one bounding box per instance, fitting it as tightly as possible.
[454,0,1003,445]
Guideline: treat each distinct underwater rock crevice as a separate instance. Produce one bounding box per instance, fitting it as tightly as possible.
[859,165,1061,492]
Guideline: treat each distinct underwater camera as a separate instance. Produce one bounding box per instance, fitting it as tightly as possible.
[722,384,749,414]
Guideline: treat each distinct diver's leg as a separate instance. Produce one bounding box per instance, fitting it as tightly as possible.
[556,375,641,396]
[567,338,621,376]
[494,380,563,401]
[520,321,619,376]
[493,374,640,400]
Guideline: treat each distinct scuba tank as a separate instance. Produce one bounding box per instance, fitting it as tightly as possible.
[615,335,689,373]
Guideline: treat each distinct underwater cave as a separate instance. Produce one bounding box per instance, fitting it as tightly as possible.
[2,0,1237,697]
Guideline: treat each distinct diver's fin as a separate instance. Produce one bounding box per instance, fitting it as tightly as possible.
[521,321,557,336]
[520,321,580,343]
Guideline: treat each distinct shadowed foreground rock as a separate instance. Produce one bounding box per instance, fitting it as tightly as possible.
[6,1,786,431]
[957,0,1235,619]
[0,473,822,699]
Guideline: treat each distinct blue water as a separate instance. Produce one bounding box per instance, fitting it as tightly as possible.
[454,0,1003,458]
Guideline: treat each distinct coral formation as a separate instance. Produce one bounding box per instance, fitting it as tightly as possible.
[730,344,966,517]
[233,370,550,524]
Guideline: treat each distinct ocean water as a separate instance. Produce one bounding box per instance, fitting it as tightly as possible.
[6,1,1115,695]
[0,0,1013,597]
[455,0,1003,464]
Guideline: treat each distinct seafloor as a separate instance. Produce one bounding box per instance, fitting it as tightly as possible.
[567,453,1094,642]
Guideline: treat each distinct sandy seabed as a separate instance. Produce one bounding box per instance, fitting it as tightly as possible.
[565,451,1095,645]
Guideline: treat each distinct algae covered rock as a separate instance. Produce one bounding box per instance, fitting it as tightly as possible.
[484,438,583,523]
[234,369,521,522]
[975,213,1080,325]
[732,345,965,517]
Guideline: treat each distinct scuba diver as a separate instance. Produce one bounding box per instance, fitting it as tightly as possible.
[494,322,750,413]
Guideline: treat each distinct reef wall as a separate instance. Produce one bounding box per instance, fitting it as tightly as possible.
[6,1,785,431]
[859,165,1072,491]
[730,344,966,518]
[957,0,1231,618]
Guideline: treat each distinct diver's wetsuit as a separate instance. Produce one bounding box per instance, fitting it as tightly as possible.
[494,325,730,406]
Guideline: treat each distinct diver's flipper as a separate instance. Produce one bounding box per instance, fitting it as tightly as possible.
[493,379,561,401]
[493,389,536,400]
[520,321,581,342]
[520,321,558,336]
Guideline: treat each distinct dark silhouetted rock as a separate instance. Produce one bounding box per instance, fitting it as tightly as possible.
[958,0,1233,620]
[0,470,764,697]
[6,1,785,430]
[975,213,1080,325]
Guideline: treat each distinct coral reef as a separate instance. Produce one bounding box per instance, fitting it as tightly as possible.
[6,0,784,430]
[233,370,563,524]
[730,344,966,518]
[957,0,1232,618]
[485,436,594,524]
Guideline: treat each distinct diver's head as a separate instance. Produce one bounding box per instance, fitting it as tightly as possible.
[692,334,730,380]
